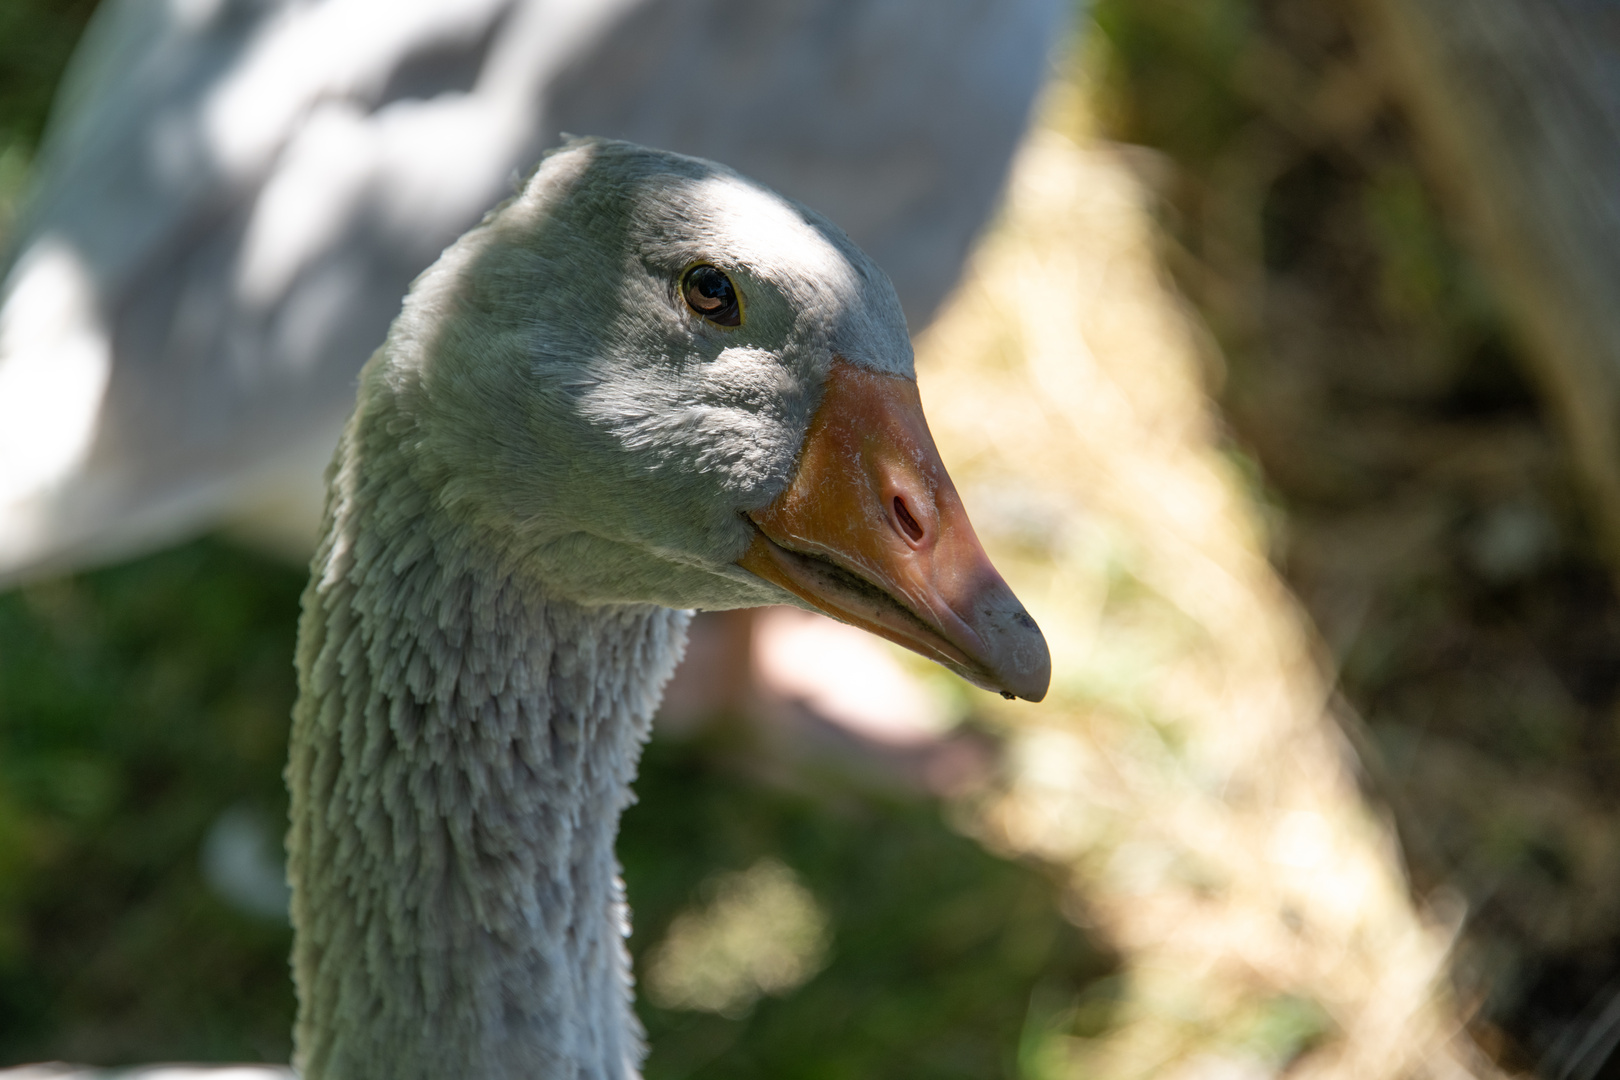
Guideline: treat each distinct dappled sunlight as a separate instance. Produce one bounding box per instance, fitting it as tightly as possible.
[642,859,830,1018]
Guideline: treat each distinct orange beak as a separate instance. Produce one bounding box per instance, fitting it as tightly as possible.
[738,358,1051,701]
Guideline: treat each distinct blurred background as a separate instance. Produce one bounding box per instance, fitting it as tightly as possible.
[3,0,1620,1077]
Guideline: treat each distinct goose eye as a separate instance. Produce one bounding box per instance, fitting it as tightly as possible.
[681,264,741,327]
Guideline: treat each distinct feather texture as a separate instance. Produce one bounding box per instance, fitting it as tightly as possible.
[290,414,687,1076]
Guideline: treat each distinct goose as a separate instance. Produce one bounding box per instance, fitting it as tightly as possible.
[277,136,1049,1080]
[0,0,1065,585]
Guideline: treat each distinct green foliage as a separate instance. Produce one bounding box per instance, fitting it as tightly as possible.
[0,541,305,1064]
[0,0,96,148]
[1090,0,1256,166]
[1091,0,1507,366]
[0,0,97,236]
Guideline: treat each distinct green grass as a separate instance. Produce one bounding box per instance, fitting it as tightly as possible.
[0,542,304,1064]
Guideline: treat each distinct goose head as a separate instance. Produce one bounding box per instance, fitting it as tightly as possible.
[370,137,1049,701]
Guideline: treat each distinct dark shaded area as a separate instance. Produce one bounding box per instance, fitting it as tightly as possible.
[0,0,97,157]
[0,542,303,1065]
[1092,0,1620,1073]
[371,0,515,109]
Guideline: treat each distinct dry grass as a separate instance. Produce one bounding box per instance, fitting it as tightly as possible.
[911,77,1502,1078]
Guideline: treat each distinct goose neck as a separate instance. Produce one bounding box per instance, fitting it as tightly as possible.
[287,495,688,1080]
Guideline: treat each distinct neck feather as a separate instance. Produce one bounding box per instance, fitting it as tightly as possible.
[287,434,688,1080]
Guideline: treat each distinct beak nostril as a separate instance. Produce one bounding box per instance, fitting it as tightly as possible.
[893,496,925,543]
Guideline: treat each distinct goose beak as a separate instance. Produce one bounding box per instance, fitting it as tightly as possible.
[737,358,1051,702]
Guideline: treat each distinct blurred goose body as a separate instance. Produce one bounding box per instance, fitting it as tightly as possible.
[0,0,1063,585]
